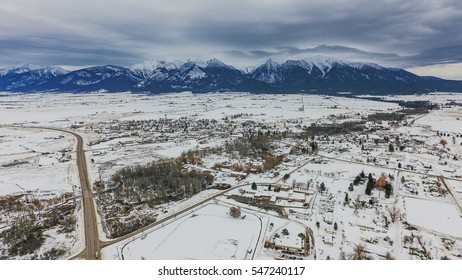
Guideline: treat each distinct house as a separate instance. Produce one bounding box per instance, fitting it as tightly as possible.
[323,236,334,245]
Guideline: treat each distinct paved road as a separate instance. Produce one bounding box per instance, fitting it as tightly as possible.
[101,182,257,248]
[1,125,100,260]
[70,130,100,260]
[7,116,460,260]
[3,124,292,259]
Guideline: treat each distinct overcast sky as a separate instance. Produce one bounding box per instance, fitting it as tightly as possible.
[1,0,462,79]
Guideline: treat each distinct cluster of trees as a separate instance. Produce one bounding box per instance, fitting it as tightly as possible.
[178,146,226,165]
[224,134,275,158]
[352,171,393,198]
[107,160,214,205]
[0,215,44,256]
[367,101,437,123]
[106,215,157,238]
[367,112,406,122]
[301,122,365,137]
[263,155,284,171]
[42,203,77,234]
[0,194,76,259]
[353,170,366,186]
[398,100,437,110]
[98,159,215,237]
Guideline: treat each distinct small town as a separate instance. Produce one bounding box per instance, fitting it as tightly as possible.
[1,92,461,260]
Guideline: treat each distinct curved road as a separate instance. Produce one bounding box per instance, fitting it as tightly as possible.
[2,125,100,260]
[3,124,278,259]
[68,129,100,260]
[5,122,462,260]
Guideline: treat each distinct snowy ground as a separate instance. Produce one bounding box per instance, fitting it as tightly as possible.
[0,92,400,127]
[2,92,462,260]
[404,197,462,238]
[0,127,78,196]
[0,127,82,259]
[103,203,262,260]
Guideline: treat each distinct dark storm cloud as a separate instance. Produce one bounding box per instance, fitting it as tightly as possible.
[407,45,462,66]
[226,44,462,68]
[1,0,461,71]
[226,45,402,63]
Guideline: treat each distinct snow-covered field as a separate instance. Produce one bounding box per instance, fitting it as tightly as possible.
[0,127,78,196]
[405,197,462,238]
[0,92,400,127]
[104,203,262,260]
[2,92,462,260]
[0,126,81,259]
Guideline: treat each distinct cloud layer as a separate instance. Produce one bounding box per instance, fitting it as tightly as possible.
[1,0,461,76]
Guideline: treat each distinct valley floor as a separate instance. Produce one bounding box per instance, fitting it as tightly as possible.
[1,92,462,260]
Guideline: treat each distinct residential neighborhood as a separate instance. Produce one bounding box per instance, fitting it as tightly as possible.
[1,92,462,260]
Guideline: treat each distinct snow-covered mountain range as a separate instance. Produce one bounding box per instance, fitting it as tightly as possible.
[1,58,461,94]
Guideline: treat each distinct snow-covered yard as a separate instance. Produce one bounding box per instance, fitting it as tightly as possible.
[405,197,462,238]
[107,203,262,260]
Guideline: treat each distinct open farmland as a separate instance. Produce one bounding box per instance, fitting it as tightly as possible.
[1,92,462,260]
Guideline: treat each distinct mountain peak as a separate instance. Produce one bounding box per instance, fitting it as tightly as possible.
[40,66,69,75]
[264,58,279,66]
[302,56,345,70]
[206,58,225,66]
[131,59,183,72]
[0,63,42,75]
[0,57,460,94]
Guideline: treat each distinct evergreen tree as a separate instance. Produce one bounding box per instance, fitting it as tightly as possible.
[348,183,354,192]
[385,183,393,199]
[365,185,372,195]
[388,143,394,152]
[334,222,338,231]
[365,176,375,196]
[251,182,257,190]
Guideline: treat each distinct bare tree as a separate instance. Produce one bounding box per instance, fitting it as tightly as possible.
[440,139,448,148]
[229,206,241,218]
[351,244,371,260]
[384,251,395,260]
[388,206,401,223]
